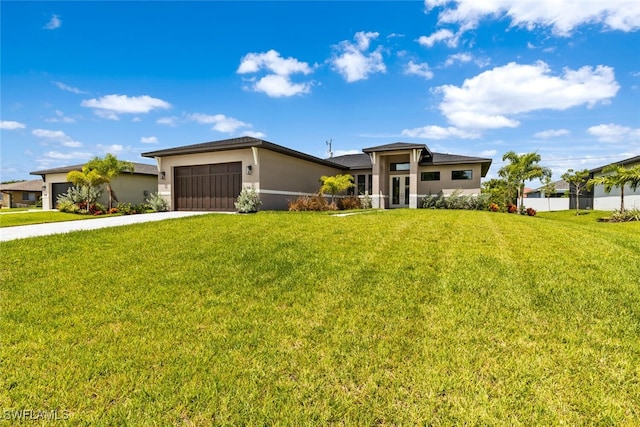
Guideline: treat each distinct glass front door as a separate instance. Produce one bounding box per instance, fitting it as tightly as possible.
[390,175,410,207]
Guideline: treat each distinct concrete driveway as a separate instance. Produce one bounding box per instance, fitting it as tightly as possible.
[0,211,217,242]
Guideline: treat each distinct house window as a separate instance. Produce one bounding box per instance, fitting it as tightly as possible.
[368,174,372,194]
[452,170,473,180]
[390,162,410,171]
[357,175,366,195]
[22,192,36,201]
[421,171,440,181]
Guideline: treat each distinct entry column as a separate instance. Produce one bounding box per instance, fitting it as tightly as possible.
[409,148,420,208]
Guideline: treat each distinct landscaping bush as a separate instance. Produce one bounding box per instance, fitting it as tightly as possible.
[507,203,518,214]
[526,207,537,217]
[338,196,361,210]
[598,208,640,222]
[421,190,490,211]
[288,194,337,211]
[489,203,500,212]
[116,202,147,215]
[146,192,169,212]
[361,192,372,209]
[56,186,103,214]
[235,186,262,213]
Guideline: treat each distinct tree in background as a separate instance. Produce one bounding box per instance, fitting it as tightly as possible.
[85,153,135,210]
[539,175,557,212]
[588,164,640,212]
[481,178,511,208]
[320,174,354,205]
[561,169,590,215]
[498,151,551,211]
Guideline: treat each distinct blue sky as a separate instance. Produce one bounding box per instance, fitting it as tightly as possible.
[1,1,639,184]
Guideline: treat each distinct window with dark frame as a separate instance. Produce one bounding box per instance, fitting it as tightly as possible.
[452,170,473,180]
[368,174,372,195]
[357,175,366,195]
[421,171,440,181]
[390,162,410,171]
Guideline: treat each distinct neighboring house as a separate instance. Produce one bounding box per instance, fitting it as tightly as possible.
[526,180,570,199]
[0,179,44,208]
[30,163,158,210]
[142,137,492,211]
[589,155,640,211]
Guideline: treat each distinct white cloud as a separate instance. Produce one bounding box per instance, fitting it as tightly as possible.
[331,31,386,82]
[253,74,312,98]
[43,15,61,30]
[241,130,267,139]
[188,113,250,134]
[444,52,473,66]
[588,123,640,143]
[32,128,82,147]
[424,0,640,36]
[534,129,570,138]
[479,149,497,157]
[97,144,125,153]
[52,81,87,94]
[81,94,170,120]
[401,125,481,139]
[157,116,178,126]
[417,29,459,48]
[0,121,26,130]
[140,136,159,144]
[44,151,92,161]
[437,61,619,129]
[237,49,314,97]
[404,61,434,79]
[45,110,75,124]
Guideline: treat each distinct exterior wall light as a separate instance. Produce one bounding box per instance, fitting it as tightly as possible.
[246,165,252,175]
[160,171,166,180]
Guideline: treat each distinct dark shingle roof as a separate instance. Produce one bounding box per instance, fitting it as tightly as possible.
[362,142,429,153]
[327,151,492,176]
[141,137,348,170]
[326,153,371,169]
[0,179,44,192]
[589,155,640,173]
[30,162,158,176]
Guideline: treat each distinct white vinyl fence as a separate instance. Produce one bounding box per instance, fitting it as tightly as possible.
[521,198,569,212]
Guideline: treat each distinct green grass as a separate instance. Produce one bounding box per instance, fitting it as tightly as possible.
[0,211,112,228]
[1,210,639,425]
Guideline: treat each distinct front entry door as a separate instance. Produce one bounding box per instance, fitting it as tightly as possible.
[390,175,410,207]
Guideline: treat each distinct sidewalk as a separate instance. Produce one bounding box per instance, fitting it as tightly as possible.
[0,211,216,242]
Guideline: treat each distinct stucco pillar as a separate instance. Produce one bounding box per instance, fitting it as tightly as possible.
[409,149,420,208]
[370,152,382,209]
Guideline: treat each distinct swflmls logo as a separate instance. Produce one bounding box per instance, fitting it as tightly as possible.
[2,409,70,420]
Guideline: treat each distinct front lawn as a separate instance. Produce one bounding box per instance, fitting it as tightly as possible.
[1,210,639,424]
[0,211,116,228]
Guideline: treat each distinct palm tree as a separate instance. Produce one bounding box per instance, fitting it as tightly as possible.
[588,164,640,212]
[498,151,551,210]
[85,153,135,209]
[66,167,107,213]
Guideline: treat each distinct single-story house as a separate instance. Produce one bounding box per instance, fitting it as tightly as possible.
[30,163,158,210]
[526,179,570,199]
[141,137,492,211]
[589,155,640,211]
[0,179,44,208]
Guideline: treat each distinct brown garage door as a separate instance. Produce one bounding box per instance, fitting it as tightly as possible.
[174,162,242,211]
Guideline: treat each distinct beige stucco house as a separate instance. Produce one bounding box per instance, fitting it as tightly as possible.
[30,163,158,210]
[0,179,44,208]
[142,137,492,211]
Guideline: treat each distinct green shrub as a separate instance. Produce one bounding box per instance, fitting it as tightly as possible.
[116,202,147,215]
[361,192,372,209]
[56,185,103,213]
[599,209,640,222]
[235,186,262,213]
[145,193,168,212]
[421,190,490,211]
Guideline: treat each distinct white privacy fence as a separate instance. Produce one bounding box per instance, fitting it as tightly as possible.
[521,198,570,212]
